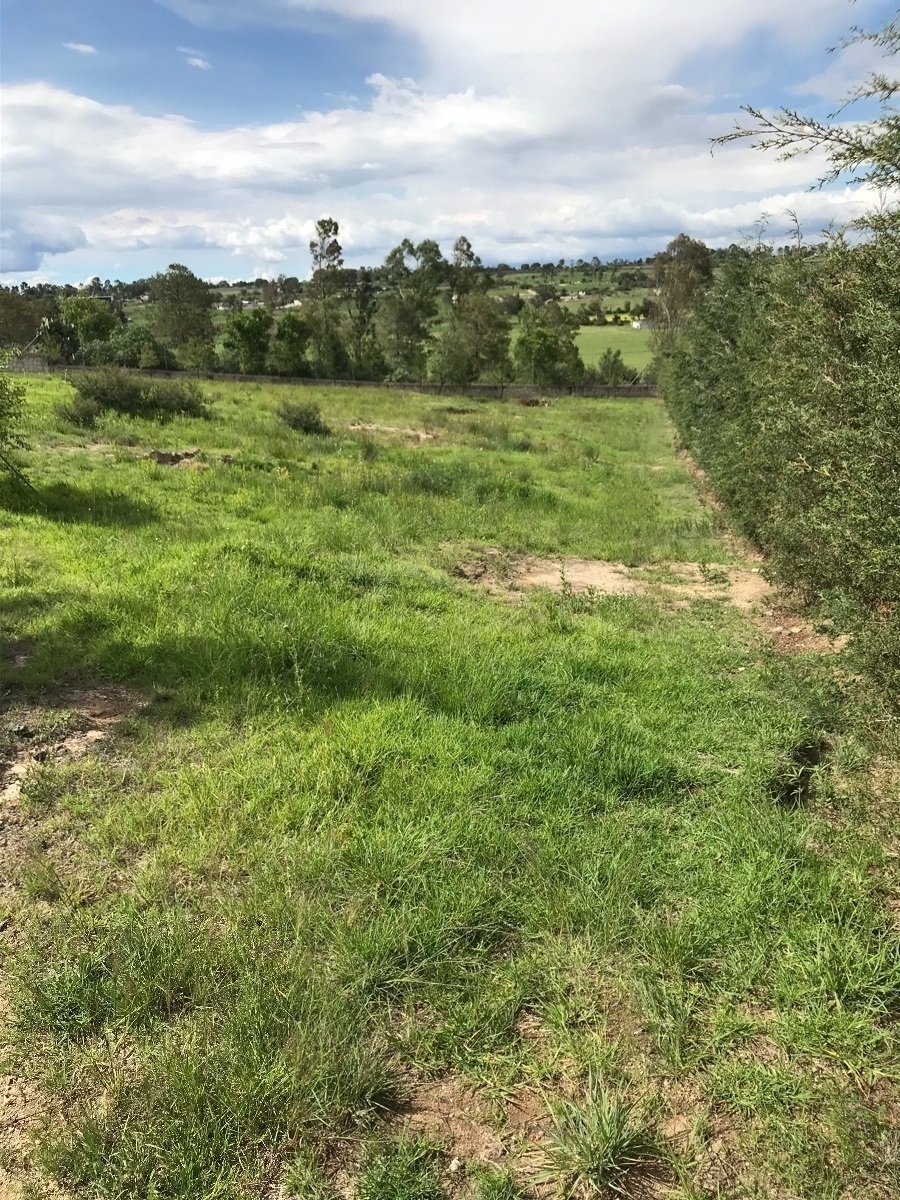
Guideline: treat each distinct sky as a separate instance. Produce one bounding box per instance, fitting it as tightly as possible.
[0,0,896,283]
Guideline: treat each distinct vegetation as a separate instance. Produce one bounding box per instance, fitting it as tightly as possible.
[0,229,663,387]
[539,1076,660,1197]
[0,348,27,474]
[1,373,897,1198]
[60,368,207,425]
[659,10,900,687]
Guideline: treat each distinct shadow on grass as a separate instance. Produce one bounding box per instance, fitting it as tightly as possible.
[0,479,159,527]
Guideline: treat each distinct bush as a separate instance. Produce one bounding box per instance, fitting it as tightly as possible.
[658,229,900,688]
[0,349,27,457]
[58,395,102,428]
[278,400,331,436]
[62,369,207,423]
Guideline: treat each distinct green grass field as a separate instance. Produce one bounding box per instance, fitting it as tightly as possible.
[575,325,653,372]
[1,376,897,1199]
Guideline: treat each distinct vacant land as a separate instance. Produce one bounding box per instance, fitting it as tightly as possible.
[1,377,897,1199]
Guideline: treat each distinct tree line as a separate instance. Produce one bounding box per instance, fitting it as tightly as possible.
[0,227,663,388]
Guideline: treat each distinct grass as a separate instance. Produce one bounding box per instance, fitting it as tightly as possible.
[539,1075,661,1196]
[575,324,653,372]
[0,374,897,1199]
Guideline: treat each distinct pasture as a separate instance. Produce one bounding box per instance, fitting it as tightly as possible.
[0,376,896,1199]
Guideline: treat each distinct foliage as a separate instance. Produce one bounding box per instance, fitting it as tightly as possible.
[661,10,900,689]
[149,263,216,357]
[222,308,274,375]
[270,311,313,377]
[382,238,447,378]
[650,233,713,340]
[81,324,168,369]
[307,218,347,377]
[594,348,638,386]
[714,15,900,196]
[514,301,584,388]
[63,368,207,424]
[0,348,27,459]
[277,398,331,435]
[346,267,384,379]
[538,1076,660,1197]
[659,228,900,687]
[0,289,47,347]
[58,296,119,352]
[429,294,512,388]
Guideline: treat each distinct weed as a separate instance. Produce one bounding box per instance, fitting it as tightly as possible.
[356,1134,442,1200]
[538,1075,662,1197]
[279,400,332,435]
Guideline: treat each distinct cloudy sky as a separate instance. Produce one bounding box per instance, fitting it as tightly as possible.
[1,0,895,283]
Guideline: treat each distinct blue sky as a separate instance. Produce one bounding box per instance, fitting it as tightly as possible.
[1,0,896,283]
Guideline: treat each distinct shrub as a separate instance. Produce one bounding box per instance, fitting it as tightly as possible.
[58,395,102,428]
[658,229,900,688]
[62,369,207,423]
[278,400,331,436]
[0,348,27,458]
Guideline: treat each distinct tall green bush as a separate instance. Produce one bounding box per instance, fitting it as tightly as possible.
[659,229,900,684]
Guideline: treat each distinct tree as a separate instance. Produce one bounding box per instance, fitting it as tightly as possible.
[307,217,346,376]
[149,264,215,360]
[58,295,118,355]
[223,309,274,374]
[381,238,447,378]
[0,291,46,348]
[430,293,512,388]
[714,15,899,200]
[651,234,713,338]
[449,235,482,299]
[514,302,584,389]
[270,311,312,376]
[345,268,382,378]
[596,348,637,386]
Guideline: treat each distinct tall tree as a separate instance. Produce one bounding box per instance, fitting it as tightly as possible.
[430,293,512,387]
[651,234,713,338]
[149,264,215,359]
[381,238,447,378]
[307,217,346,376]
[344,268,382,378]
[449,235,482,299]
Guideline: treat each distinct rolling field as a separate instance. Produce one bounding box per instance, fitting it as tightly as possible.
[1,377,897,1199]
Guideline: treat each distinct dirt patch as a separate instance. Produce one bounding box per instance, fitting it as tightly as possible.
[453,550,846,654]
[476,553,772,612]
[348,421,436,442]
[759,604,849,655]
[401,1076,506,1168]
[0,642,34,668]
[148,448,206,468]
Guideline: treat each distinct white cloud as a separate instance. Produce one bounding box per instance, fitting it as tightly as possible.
[4,0,893,277]
[177,44,212,68]
[63,42,97,55]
